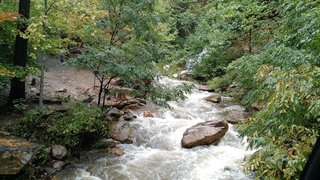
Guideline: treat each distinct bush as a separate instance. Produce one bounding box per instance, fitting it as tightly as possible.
[213,45,319,104]
[233,58,320,178]
[13,101,108,150]
[239,121,318,179]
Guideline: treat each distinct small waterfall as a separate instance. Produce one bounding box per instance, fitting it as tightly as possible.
[185,48,208,73]
[57,77,255,180]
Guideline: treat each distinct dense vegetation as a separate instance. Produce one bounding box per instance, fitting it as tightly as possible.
[171,0,320,179]
[1,0,319,179]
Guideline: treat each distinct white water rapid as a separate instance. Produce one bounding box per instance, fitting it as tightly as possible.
[57,77,255,180]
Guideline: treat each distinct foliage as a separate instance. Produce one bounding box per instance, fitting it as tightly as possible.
[192,47,232,81]
[13,101,107,150]
[202,0,320,178]
[239,122,318,179]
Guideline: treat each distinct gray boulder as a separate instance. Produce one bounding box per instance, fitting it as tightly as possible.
[181,121,228,148]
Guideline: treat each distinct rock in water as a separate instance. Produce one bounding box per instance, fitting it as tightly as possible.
[51,145,67,160]
[204,93,222,103]
[198,85,215,92]
[107,147,124,156]
[110,120,134,143]
[0,137,38,175]
[224,110,248,124]
[120,112,136,121]
[181,121,228,148]
[143,111,154,118]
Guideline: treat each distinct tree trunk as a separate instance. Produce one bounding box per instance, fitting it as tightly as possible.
[248,28,252,54]
[8,0,31,104]
[39,53,44,108]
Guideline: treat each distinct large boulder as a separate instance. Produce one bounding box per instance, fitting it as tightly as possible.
[0,136,38,175]
[110,120,134,143]
[181,121,228,148]
[204,93,222,103]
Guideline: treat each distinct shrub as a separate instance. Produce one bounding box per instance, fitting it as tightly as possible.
[236,64,320,178]
[13,101,107,150]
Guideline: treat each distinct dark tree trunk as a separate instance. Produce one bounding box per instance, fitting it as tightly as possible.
[248,28,252,54]
[8,0,31,104]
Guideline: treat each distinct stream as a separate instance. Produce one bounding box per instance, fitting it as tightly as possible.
[57,77,255,180]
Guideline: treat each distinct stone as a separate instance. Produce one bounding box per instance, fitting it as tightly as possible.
[31,87,38,93]
[118,99,140,109]
[0,137,38,175]
[223,110,248,124]
[82,95,94,104]
[105,108,124,119]
[121,112,136,121]
[143,111,154,118]
[51,145,67,160]
[52,161,65,171]
[136,98,147,104]
[122,104,140,111]
[198,85,215,92]
[110,120,134,143]
[97,138,117,149]
[178,71,192,80]
[181,121,228,148]
[107,147,124,156]
[57,88,67,93]
[204,93,222,103]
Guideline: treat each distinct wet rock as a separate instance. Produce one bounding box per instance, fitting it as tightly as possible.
[122,104,140,111]
[121,112,136,121]
[224,110,248,124]
[143,111,154,118]
[51,145,67,160]
[105,108,124,119]
[199,85,215,92]
[52,161,65,171]
[0,136,38,175]
[110,120,134,143]
[181,121,228,148]
[107,147,124,156]
[118,99,140,109]
[204,93,222,103]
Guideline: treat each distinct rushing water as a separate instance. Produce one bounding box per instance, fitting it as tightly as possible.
[57,77,255,180]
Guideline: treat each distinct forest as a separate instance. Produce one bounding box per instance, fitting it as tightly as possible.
[0,0,319,179]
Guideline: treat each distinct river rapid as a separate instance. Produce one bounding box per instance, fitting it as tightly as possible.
[57,77,255,180]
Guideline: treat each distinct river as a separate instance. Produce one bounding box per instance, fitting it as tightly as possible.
[57,77,255,180]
